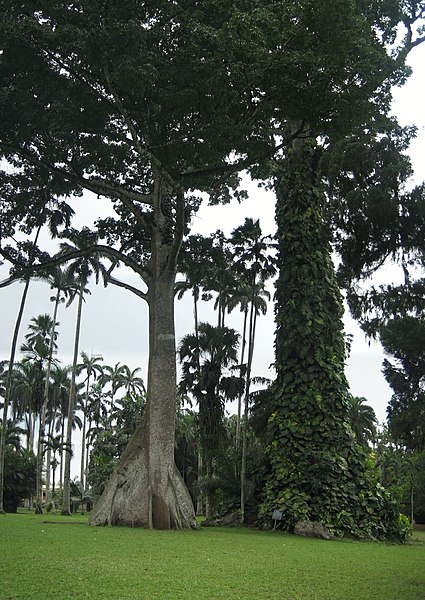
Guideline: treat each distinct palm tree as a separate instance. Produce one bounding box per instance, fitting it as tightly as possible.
[49,365,72,489]
[99,362,127,415]
[9,360,44,452]
[42,268,78,502]
[206,232,238,328]
[0,420,23,452]
[86,380,109,435]
[76,352,104,488]
[1,274,32,512]
[0,203,73,513]
[179,322,243,518]
[347,395,378,449]
[174,409,198,489]
[228,219,277,522]
[20,314,59,512]
[70,478,91,514]
[121,365,146,398]
[43,433,72,510]
[176,235,211,345]
[84,379,111,479]
[59,228,105,515]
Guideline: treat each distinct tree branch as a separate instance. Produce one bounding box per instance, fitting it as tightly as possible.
[168,188,186,272]
[179,123,307,180]
[102,64,183,195]
[106,275,148,301]
[0,274,24,289]
[398,4,425,58]
[0,142,154,206]
[0,244,151,286]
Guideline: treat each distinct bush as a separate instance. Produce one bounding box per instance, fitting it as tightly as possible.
[3,447,36,512]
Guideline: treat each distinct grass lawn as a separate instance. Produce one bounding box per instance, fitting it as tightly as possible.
[1,511,424,600]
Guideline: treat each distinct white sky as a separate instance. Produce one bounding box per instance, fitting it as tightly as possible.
[1,42,424,477]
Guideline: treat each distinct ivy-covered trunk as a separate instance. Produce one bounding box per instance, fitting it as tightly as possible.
[261,132,405,541]
[90,179,196,529]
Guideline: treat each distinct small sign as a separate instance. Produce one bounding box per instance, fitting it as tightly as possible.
[272,509,282,521]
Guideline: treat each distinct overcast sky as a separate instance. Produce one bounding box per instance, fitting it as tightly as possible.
[1,41,424,472]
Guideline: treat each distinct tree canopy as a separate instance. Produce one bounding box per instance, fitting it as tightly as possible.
[1,0,425,532]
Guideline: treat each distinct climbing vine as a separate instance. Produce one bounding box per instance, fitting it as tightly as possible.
[261,141,408,541]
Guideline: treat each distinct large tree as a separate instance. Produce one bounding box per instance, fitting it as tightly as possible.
[381,316,425,451]
[0,1,284,528]
[1,1,423,531]
[256,1,425,539]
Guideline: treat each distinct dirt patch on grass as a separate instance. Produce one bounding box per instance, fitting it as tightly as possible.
[42,520,87,525]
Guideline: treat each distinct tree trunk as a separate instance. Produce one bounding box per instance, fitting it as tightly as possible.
[26,413,34,452]
[262,128,353,527]
[0,277,31,514]
[45,420,54,504]
[195,449,203,516]
[240,299,257,522]
[261,125,399,539]
[90,179,195,529]
[80,376,90,488]
[90,274,195,528]
[205,458,213,520]
[236,306,248,451]
[59,418,64,489]
[36,289,60,512]
[52,460,57,495]
[85,437,90,485]
[62,280,84,514]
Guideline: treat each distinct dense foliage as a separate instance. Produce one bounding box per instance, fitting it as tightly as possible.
[260,144,408,541]
[1,0,424,533]
[3,446,36,513]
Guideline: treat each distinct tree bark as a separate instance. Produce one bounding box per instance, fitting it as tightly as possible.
[90,179,195,529]
[45,419,54,504]
[240,298,257,522]
[59,418,64,489]
[0,277,31,513]
[36,289,60,512]
[80,375,91,488]
[90,274,195,528]
[235,306,248,451]
[195,449,203,516]
[62,279,84,514]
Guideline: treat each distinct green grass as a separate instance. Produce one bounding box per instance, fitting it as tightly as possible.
[1,512,424,600]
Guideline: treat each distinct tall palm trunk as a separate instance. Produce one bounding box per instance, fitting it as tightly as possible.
[26,413,34,451]
[36,290,60,512]
[85,411,93,483]
[45,419,54,503]
[240,298,258,522]
[52,454,57,495]
[80,376,91,488]
[235,305,248,451]
[59,417,65,488]
[62,278,84,514]
[195,449,203,516]
[205,458,213,519]
[192,286,206,514]
[85,438,90,484]
[0,277,31,513]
